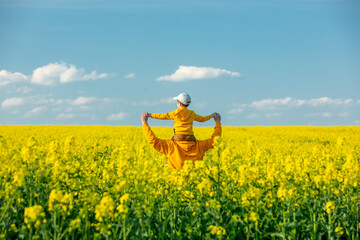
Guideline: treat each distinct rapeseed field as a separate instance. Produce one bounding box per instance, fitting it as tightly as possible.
[0,126,359,239]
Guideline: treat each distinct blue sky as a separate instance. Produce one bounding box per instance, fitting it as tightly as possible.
[1,0,359,126]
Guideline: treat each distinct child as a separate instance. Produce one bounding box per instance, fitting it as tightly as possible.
[147,93,214,141]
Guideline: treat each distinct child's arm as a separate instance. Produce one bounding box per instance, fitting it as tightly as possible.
[150,110,175,120]
[194,112,212,122]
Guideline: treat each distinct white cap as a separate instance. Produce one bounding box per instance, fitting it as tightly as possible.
[173,93,191,105]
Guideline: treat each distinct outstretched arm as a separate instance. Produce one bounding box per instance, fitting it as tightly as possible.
[141,112,170,155]
[150,110,175,120]
[198,113,222,151]
[194,112,212,122]
[141,112,150,125]
[211,113,222,138]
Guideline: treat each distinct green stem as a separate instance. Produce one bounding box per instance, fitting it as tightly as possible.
[313,213,317,238]
[0,198,13,222]
[53,211,57,240]
[123,218,126,240]
[327,213,332,240]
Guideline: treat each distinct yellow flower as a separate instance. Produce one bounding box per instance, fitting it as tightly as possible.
[35,220,40,228]
[69,218,81,232]
[95,196,115,222]
[206,199,221,210]
[49,189,63,211]
[21,147,31,163]
[48,189,73,213]
[325,201,335,214]
[249,212,259,222]
[24,205,45,227]
[13,169,26,187]
[10,224,17,233]
[335,226,344,235]
[116,204,128,214]
[277,185,287,200]
[120,193,130,204]
[208,225,226,236]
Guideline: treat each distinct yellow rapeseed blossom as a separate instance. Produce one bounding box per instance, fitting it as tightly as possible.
[0,125,358,239]
[249,212,259,222]
[325,201,335,214]
[69,218,81,232]
[116,204,128,214]
[208,225,226,236]
[335,226,344,235]
[13,169,26,187]
[49,189,73,213]
[24,205,45,227]
[95,196,115,222]
[120,193,130,204]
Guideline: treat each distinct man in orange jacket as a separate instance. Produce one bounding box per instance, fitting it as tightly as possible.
[141,112,222,169]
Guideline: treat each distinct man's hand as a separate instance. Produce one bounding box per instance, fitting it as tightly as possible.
[213,112,221,123]
[141,112,149,125]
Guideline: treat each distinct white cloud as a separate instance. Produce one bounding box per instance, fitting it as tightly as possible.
[246,113,257,119]
[236,97,354,111]
[0,70,29,86]
[72,97,97,105]
[265,113,282,118]
[31,62,108,86]
[4,95,122,112]
[249,97,305,110]
[156,66,241,82]
[14,86,33,94]
[305,113,316,118]
[305,112,333,118]
[57,113,75,119]
[160,98,174,104]
[31,63,67,85]
[28,94,56,105]
[24,107,45,118]
[1,97,25,109]
[228,108,243,114]
[107,112,127,121]
[228,96,357,119]
[132,98,175,106]
[338,112,349,117]
[124,73,135,78]
[322,112,332,118]
[307,97,352,107]
[10,110,20,114]
[353,120,360,125]
[194,102,206,108]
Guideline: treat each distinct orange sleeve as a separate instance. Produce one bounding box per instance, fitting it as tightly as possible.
[198,122,222,151]
[142,123,170,155]
[194,113,212,122]
[151,110,175,120]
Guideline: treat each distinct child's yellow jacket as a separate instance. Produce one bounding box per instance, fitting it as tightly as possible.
[151,108,211,135]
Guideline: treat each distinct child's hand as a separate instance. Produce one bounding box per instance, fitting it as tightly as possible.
[146,112,151,117]
[210,112,216,118]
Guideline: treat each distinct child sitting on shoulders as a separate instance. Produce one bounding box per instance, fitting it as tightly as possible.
[147,93,215,141]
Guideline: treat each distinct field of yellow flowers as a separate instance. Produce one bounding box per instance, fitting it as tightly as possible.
[0,125,359,239]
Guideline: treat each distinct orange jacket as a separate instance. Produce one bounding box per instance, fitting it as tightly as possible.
[143,122,221,169]
[151,108,211,135]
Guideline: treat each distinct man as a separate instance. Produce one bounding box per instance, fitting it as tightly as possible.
[141,112,222,169]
